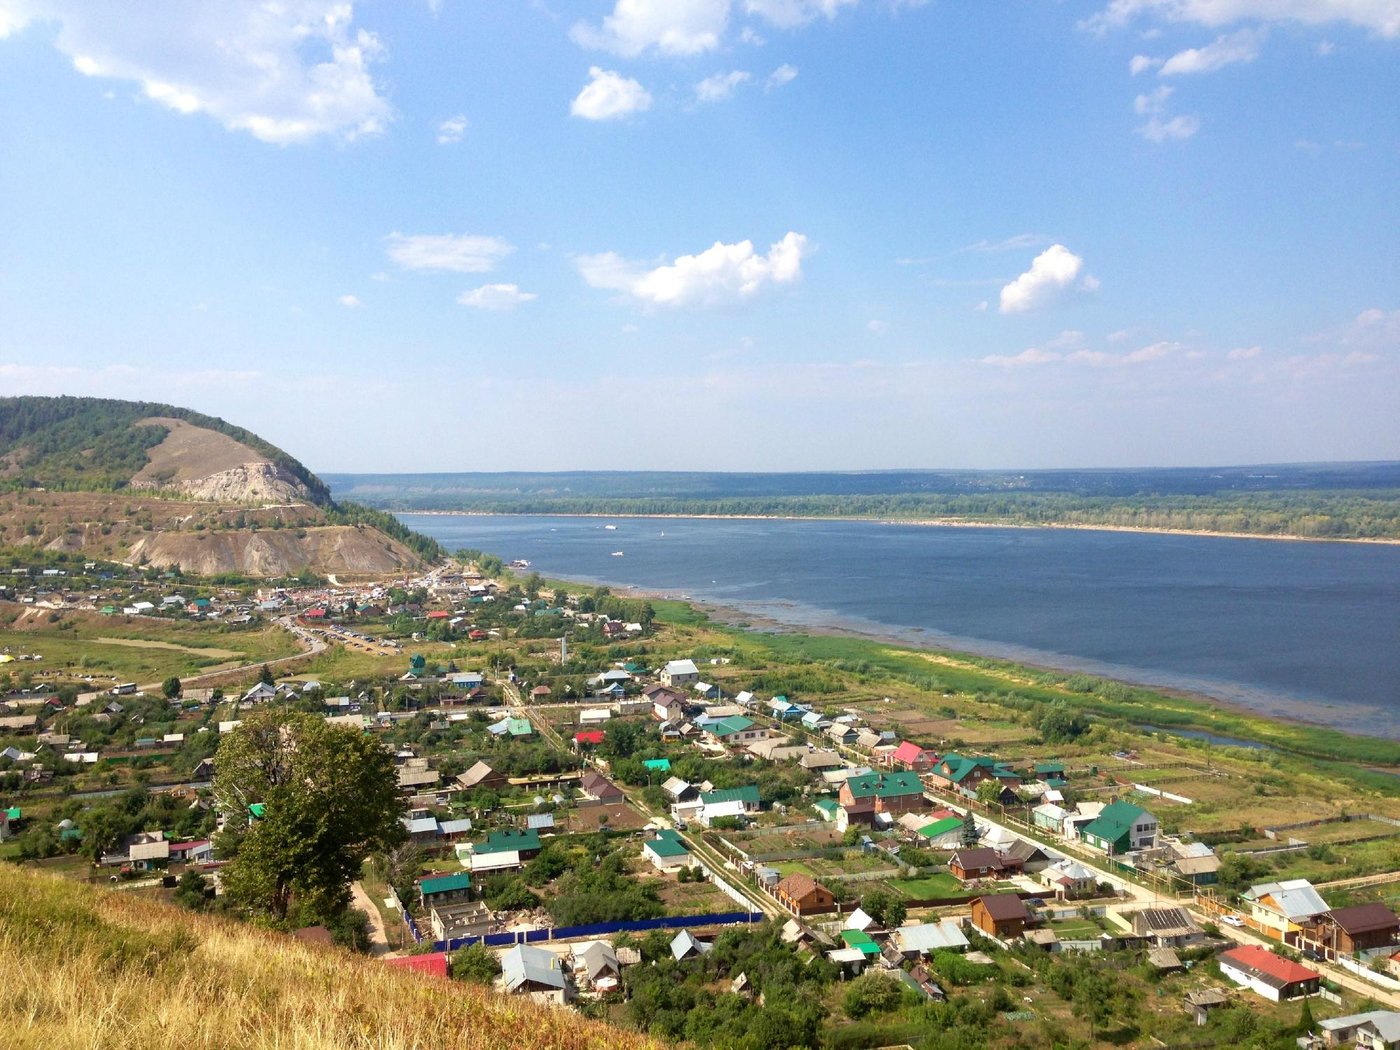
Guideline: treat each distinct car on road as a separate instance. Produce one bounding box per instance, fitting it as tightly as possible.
[1220,914,1245,927]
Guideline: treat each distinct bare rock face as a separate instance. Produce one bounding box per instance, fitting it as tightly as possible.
[126,525,419,577]
[177,463,311,505]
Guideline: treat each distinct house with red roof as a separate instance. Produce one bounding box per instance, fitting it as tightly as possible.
[1218,944,1321,1002]
[573,729,606,752]
[885,741,938,772]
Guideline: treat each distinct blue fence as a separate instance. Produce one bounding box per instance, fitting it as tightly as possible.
[434,909,763,952]
[402,909,424,944]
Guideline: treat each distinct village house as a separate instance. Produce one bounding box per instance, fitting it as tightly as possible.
[772,872,837,916]
[747,736,808,762]
[970,894,1031,939]
[949,847,1023,882]
[891,920,970,958]
[1040,857,1098,899]
[914,814,965,849]
[696,785,761,826]
[1242,879,1331,943]
[642,829,693,870]
[1218,944,1321,1002]
[1079,800,1158,856]
[645,685,687,722]
[885,740,938,772]
[418,871,472,910]
[571,940,622,993]
[660,659,700,688]
[701,715,767,747]
[579,771,625,804]
[468,829,541,873]
[502,943,572,1004]
[1301,903,1400,961]
[1130,906,1205,948]
[929,753,1023,799]
[455,760,507,791]
[800,750,844,772]
[1316,1010,1400,1049]
[837,771,925,828]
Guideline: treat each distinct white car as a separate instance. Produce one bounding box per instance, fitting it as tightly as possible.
[1220,914,1245,927]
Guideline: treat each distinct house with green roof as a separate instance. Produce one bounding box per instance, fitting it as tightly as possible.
[838,771,926,827]
[917,814,965,847]
[930,753,1023,799]
[643,758,672,773]
[487,716,534,738]
[702,715,766,747]
[418,871,472,908]
[643,829,693,870]
[840,930,882,957]
[1080,800,1157,855]
[812,798,840,822]
[697,785,761,826]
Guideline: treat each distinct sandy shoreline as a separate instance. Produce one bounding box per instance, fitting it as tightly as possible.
[402,509,1400,546]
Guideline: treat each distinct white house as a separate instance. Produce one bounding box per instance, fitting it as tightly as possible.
[661,660,700,688]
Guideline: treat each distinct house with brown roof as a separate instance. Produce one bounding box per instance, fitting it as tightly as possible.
[772,873,837,916]
[949,847,1023,882]
[455,760,507,791]
[970,893,1030,939]
[580,771,624,804]
[1302,902,1400,961]
[1129,906,1204,948]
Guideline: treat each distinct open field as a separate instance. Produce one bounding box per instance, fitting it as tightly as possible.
[884,872,964,898]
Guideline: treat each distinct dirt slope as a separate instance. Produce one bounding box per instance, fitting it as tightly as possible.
[129,417,312,504]
[126,524,420,576]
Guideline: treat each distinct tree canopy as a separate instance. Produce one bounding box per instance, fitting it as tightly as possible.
[213,709,405,922]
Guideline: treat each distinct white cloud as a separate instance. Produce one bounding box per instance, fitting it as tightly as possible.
[867,319,888,334]
[577,231,808,308]
[457,283,538,310]
[1316,38,1336,54]
[1341,307,1400,349]
[1130,53,1162,73]
[386,233,514,273]
[767,63,799,88]
[571,67,653,120]
[338,294,362,309]
[571,0,730,56]
[1159,28,1264,74]
[981,347,1064,367]
[437,114,467,144]
[1134,85,1200,140]
[696,69,751,102]
[1228,345,1262,359]
[744,0,857,29]
[1084,1,1400,38]
[1139,112,1201,140]
[999,245,1088,313]
[0,2,391,144]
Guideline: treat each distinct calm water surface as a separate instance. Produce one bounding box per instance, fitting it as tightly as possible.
[402,514,1400,741]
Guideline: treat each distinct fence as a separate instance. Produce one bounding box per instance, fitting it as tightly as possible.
[434,909,764,952]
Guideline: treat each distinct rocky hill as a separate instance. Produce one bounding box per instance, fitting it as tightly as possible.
[0,397,442,577]
[0,865,663,1050]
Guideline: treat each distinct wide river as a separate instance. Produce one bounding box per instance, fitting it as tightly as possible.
[401,514,1400,741]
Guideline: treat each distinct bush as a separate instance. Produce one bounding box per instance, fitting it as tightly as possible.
[843,971,907,1018]
[449,943,502,984]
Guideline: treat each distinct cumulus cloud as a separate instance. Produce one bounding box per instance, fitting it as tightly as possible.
[457,283,538,310]
[981,347,1064,367]
[571,0,730,56]
[744,0,857,29]
[998,245,1092,313]
[1228,345,1262,359]
[696,69,751,103]
[1130,53,1162,73]
[0,1,391,144]
[1159,28,1264,74]
[386,233,514,273]
[767,63,799,88]
[338,294,362,309]
[577,231,808,308]
[1084,1,1400,38]
[437,114,467,144]
[571,67,653,120]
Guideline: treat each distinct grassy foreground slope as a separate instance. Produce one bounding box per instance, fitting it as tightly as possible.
[0,866,662,1050]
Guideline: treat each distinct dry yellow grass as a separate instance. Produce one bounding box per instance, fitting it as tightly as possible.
[0,866,665,1050]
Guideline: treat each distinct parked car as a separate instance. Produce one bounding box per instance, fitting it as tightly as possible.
[1221,914,1245,927]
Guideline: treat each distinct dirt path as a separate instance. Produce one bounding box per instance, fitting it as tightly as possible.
[94,636,242,658]
[350,880,393,957]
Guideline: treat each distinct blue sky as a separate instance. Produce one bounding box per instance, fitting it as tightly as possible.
[1,1,1396,472]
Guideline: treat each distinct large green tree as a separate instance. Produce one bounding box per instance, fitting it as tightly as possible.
[213,709,404,922]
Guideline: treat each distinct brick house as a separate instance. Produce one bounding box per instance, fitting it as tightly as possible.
[773,873,837,916]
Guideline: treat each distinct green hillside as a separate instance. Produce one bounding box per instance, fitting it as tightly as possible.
[0,395,332,502]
